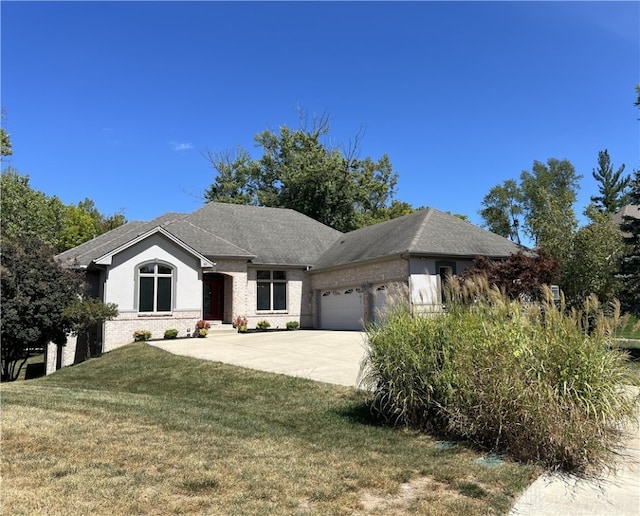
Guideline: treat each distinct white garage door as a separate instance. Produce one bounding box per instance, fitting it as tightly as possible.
[320,287,364,330]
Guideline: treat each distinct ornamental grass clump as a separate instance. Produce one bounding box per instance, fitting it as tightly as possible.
[362,278,639,475]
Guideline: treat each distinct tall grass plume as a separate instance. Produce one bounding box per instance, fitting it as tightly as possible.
[362,278,638,475]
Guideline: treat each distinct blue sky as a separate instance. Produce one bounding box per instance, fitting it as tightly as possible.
[2,1,639,231]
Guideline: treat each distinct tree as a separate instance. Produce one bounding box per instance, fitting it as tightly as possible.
[456,251,559,301]
[479,179,522,243]
[618,169,640,315]
[0,169,126,252]
[479,158,581,262]
[204,115,407,232]
[1,108,11,160]
[616,86,640,314]
[590,149,629,213]
[0,236,83,381]
[519,158,581,262]
[562,207,624,306]
[63,298,118,359]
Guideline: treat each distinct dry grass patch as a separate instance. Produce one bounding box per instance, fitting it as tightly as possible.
[1,344,539,515]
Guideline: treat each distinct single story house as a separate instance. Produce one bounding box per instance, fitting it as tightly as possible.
[48,202,524,373]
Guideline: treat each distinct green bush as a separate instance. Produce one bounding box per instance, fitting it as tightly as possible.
[163,329,179,340]
[256,320,271,331]
[362,278,639,474]
[286,321,299,331]
[133,330,152,342]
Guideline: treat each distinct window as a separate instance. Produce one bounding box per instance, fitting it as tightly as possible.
[436,261,456,304]
[138,263,173,312]
[257,270,287,311]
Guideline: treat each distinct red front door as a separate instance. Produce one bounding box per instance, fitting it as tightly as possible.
[203,275,224,320]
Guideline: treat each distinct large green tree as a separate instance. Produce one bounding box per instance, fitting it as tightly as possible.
[616,86,640,314]
[0,236,82,381]
[563,207,625,306]
[590,149,629,213]
[205,116,411,232]
[479,158,581,258]
[479,179,523,244]
[519,158,581,263]
[0,169,125,252]
[479,158,583,303]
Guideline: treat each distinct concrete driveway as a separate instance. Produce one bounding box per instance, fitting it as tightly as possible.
[151,330,370,388]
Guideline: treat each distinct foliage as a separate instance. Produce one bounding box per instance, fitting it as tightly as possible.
[519,158,581,262]
[256,319,271,331]
[479,158,581,261]
[456,251,559,301]
[0,169,126,252]
[232,315,248,328]
[195,319,210,337]
[133,330,152,342]
[163,329,179,339]
[0,236,84,381]
[590,149,630,214]
[618,169,640,315]
[195,320,211,330]
[1,109,11,160]
[62,298,119,358]
[204,114,412,232]
[562,209,625,306]
[479,179,523,243]
[362,282,638,474]
[286,321,300,331]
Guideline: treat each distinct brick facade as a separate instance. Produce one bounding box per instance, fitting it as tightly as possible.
[310,257,410,326]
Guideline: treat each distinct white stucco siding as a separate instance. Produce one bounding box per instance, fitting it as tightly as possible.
[408,257,475,311]
[104,233,202,312]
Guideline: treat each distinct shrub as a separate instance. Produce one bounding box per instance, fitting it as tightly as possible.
[232,315,248,329]
[286,321,299,331]
[195,320,210,330]
[362,278,639,474]
[163,329,179,340]
[195,320,210,337]
[256,320,271,331]
[133,330,152,342]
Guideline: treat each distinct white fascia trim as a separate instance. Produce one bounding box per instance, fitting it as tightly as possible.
[94,226,214,268]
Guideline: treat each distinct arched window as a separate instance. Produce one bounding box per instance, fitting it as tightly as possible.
[138,262,174,312]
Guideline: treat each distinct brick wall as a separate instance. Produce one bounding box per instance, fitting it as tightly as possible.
[103,310,201,352]
[310,257,409,326]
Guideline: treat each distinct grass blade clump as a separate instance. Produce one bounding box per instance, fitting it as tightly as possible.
[362,279,638,475]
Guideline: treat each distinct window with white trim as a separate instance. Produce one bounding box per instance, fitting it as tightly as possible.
[138,262,174,312]
[256,270,287,311]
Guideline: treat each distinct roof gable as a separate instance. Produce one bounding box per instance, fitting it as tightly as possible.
[56,204,342,268]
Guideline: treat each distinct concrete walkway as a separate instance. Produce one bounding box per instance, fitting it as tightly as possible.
[510,388,640,516]
[150,329,369,388]
[150,331,640,515]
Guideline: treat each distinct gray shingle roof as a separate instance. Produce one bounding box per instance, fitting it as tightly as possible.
[55,213,186,267]
[56,203,342,268]
[311,208,525,271]
[56,204,523,271]
[614,205,640,225]
[182,202,342,266]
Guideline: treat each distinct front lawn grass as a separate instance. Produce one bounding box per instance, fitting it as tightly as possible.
[1,343,539,515]
[616,315,640,339]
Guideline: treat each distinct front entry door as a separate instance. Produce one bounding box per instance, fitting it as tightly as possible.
[203,275,224,321]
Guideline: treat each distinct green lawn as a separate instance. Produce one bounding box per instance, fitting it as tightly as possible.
[616,315,640,339]
[1,344,540,515]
